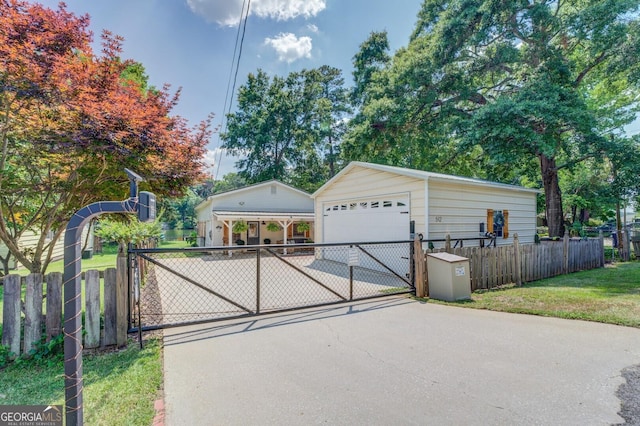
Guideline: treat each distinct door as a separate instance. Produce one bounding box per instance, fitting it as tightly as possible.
[247,221,260,245]
[323,194,410,243]
[321,194,411,276]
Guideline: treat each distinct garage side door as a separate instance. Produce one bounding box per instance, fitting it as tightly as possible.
[323,194,410,243]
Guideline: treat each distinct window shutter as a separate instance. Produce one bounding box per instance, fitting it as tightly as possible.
[503,210,509,238]
[487,209,494,233]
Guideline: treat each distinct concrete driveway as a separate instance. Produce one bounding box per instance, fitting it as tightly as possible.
[161,296,640,425]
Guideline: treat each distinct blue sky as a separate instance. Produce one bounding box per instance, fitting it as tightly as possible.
[30,0,640,178]
[32,0,424,177]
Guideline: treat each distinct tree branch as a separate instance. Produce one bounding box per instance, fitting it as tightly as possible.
[574,50,608,86]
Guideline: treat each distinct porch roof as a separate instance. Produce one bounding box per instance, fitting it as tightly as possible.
[213,211,314,221]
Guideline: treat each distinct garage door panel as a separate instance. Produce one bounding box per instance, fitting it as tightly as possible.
[323,195,410,243]
[322,195,411,276]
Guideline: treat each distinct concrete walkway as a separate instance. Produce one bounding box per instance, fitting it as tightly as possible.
[162,297,640,425]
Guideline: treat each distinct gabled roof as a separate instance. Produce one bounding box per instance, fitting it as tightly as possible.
[195,180,311,212]
[311,161,541,198]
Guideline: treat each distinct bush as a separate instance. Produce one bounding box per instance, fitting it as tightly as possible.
[185,231,198,246]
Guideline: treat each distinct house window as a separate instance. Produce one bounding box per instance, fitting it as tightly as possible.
[371,201,379,208]
[360,202,368,209]
[383,201,392,207]
[487,209,509,238]
[349,203,357,210]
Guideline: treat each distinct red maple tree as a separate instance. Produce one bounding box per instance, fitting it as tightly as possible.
[0,0,211,273]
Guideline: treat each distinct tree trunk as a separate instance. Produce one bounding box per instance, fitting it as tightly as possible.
[328,133,335,177]
[0,253,10,276]
[540,154,564,238]
[616,200,623,249]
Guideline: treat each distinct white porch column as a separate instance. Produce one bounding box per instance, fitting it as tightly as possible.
[228,220,233,257]
[278,219,293,244]
[278,219,292,255]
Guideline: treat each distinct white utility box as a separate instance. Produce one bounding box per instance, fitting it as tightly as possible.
[426,252,471,302]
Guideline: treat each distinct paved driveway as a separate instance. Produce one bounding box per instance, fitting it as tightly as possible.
[162,296,640,425]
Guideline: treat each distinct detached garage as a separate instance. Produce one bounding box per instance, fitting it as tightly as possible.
[312,162,540,248]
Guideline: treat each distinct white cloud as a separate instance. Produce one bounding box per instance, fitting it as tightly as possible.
[252,0,326,21]
[186,0,326,26]
[307,23,319,33]
[186,0,244,26]
[264,33,312,63]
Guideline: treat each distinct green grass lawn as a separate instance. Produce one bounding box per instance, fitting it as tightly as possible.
[0,338,162,426]
[0,240,190,425]
[427,262,640,328]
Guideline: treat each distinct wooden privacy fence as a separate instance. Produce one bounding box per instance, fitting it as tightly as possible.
[415,233,605,294]
[1,257,128,358]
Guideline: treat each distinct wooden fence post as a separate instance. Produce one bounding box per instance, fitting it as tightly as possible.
[599,230,605,266]
[116,252,128,347]
[45,272,63,341]
[85,270,101,349]
[103,268,117,346]
[2,274,21,357]
[513,233,521,286]
[623,229,631,262]
[563,230,569,275]
[24,273,43,355]
[414,236,425,298]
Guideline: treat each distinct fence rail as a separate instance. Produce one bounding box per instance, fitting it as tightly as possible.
[417,233,605,292]
[1,263,128,358]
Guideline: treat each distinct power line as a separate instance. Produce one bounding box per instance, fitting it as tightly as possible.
[214,0,251,181]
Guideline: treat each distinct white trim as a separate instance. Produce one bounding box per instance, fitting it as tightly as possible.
[424,178,429,237]
[213,211,314,221]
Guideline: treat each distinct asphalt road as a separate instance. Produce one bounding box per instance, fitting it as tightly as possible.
[162,296,640,425]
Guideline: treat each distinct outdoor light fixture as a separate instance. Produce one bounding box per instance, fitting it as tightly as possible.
[216,225,222,230]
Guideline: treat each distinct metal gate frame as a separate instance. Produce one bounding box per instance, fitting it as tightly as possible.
[128,240,415,331]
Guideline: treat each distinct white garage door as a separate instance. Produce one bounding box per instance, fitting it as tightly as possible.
[323,194,411,243]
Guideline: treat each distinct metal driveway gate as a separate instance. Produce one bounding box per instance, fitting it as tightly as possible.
[129,241,414,330]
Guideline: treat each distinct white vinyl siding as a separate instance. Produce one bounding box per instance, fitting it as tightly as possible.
[428,181,537,245]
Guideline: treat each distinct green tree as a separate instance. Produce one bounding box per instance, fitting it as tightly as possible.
[559,160,612,226]
[95,216,162,252]
[170,189,201,230]
[351,31,391,108]
[605,135,640,236]
[222,66,350,191]
[211,173,248,194]
[301,66,351,179]
[346,0,640,238]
